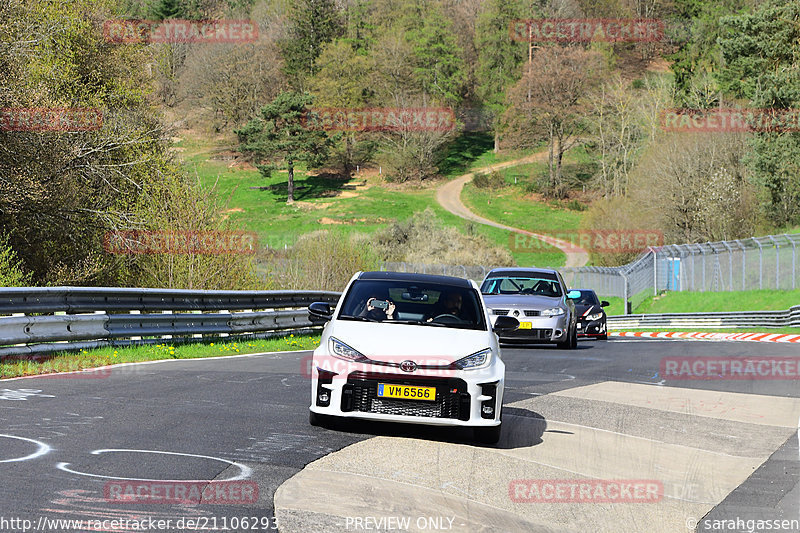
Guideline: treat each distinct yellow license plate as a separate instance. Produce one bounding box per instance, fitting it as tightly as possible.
[518,322,532,329]
[377,383,436,401]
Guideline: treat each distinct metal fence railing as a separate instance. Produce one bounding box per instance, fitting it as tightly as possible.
[0,287,341,360]
[607,306,800,329]
[380,233,800,314]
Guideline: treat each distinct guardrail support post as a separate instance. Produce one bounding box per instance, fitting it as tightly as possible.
[622,272,629,315]
[768,235,779,289]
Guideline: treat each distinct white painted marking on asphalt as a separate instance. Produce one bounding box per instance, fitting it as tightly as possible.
[0,389,55,400]
[56,449,252,481]
[0,434,52,463]
[0,349,314,382]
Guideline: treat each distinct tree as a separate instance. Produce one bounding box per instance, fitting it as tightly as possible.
[150,0,186,20]
[236,92,334,203]
[717,0,800,226]
[280,0,344,88]
[407,5,466,107]
[308,39,376,175]
[475,0,526,152]
[505,46,604,197]
[183,37,286,130]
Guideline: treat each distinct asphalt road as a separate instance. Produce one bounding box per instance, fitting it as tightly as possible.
[1,338,798,533]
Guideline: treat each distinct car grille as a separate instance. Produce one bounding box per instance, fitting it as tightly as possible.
[342,372,470,420]
[494,309,541,317]
[502,328,553,340]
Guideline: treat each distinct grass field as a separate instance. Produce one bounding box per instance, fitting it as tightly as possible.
[0,334,321,379]
[174,132,567,266]
[634,289,800,314]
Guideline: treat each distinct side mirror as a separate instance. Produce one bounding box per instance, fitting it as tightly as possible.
[567,290,581,299]
[308,302,333,323]
[493,315,519,333]
[601,300,610,307]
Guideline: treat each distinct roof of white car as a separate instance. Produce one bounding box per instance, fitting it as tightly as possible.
[358,271,473,288]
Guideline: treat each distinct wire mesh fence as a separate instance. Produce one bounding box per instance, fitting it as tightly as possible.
[380,234,800,314]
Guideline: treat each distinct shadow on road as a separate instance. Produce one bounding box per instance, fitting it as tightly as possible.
[313,407,549,451]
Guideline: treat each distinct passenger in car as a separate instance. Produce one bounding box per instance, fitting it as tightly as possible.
[360,295,396,321]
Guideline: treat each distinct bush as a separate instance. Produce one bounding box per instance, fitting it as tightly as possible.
[565,200,586,211]
[270,231,380,291]
[372,208,514,266]
[0,235,31,287]
[472,171,506,189]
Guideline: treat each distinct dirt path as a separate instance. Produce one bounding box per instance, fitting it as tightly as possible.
[436,152,590,268]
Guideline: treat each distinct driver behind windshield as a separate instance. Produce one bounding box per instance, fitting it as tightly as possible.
[427,290,463,321]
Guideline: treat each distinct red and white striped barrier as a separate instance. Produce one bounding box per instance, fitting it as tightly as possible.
[611,331,800,343]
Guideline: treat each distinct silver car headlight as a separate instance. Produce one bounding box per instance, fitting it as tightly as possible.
[329,337,368,362]
[454,348,492,370]
[586,312,604,321]
[541,307,565,317]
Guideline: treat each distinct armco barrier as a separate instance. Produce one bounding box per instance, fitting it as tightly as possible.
[0,287,341,360]
[607,305,800,330]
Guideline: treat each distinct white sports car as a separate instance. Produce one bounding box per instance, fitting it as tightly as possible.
[306,271,519,444]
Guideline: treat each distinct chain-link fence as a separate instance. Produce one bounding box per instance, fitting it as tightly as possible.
[381,233,800,314]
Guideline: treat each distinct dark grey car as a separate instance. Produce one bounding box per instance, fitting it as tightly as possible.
[480,267,578,349]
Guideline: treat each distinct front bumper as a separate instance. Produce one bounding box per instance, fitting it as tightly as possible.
[577,318,607,337]
[309,362,504,427]
[492,314,569,343]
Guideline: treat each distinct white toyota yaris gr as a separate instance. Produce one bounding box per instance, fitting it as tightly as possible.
[306,271,519,444]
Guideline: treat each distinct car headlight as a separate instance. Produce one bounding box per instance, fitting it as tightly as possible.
[541,307,565,317]
[586,312,604,321]
[329,337,368,362]
[453,348,492,370]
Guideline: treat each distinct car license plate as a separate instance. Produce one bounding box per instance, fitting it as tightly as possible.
[577,323,582,329]
[518,322,532,329]
[377,383,436,401]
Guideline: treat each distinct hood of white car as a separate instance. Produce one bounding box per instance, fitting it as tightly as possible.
[482,294,564,308]
[325,319,492,363]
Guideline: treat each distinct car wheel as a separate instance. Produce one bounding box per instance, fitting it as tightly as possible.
[309,410,330,427]
[557,326,576,350]
[598,333,608,340]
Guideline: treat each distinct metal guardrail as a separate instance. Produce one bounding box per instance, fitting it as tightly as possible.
[0,287,341,360]
[607,306,800,330]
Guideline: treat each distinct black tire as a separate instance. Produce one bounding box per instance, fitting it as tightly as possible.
[598,334,608,340]
[309,410,329,427]
[557,326,577,350]
[474,424,502,445]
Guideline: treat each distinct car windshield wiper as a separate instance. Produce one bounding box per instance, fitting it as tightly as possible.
[338,314,380,322]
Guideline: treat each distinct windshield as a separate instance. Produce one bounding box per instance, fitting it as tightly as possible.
[480,275,563,297]
[575,290,600,305]
[338,279,487,331]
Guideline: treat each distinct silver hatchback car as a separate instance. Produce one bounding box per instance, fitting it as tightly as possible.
[480,267,578,349]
